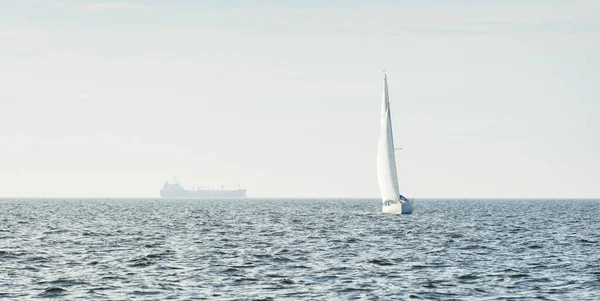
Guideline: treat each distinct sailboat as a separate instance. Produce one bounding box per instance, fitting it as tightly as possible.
[377,73,414,214]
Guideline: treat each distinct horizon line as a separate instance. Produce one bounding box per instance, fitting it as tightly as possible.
[1,196,599,200]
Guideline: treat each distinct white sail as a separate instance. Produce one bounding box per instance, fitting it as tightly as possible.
[377,73,413,214]
[377,74,400,203]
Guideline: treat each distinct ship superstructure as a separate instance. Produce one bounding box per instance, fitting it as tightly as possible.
[160,180,247,199]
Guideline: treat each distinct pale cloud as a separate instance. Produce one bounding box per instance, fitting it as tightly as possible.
[194,1,600,36]
[48,0,148,12]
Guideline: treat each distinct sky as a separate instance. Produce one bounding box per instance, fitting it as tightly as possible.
[0,0,598,198]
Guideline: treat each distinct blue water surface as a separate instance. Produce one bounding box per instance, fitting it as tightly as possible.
[1,198,599,300]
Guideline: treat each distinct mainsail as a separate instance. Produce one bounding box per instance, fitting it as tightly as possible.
[376,74,400,203]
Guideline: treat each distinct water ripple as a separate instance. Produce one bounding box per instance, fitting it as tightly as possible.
[0,198,599,300]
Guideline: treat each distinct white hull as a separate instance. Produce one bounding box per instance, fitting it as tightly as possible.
[382,201,414,214]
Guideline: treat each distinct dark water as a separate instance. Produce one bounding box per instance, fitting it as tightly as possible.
[1,198,599,300]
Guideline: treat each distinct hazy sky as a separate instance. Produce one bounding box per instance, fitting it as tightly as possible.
[1,0,598,198]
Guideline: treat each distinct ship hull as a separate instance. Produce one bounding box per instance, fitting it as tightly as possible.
[160,189,247,199]
[382,201,413,214]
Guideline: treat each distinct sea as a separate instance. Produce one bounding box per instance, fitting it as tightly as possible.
[1,198,599,300]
